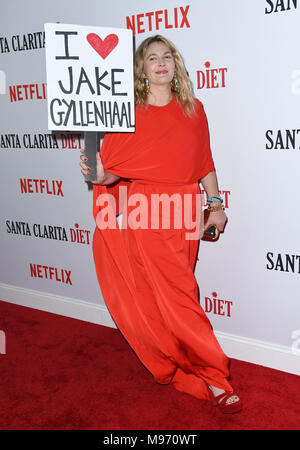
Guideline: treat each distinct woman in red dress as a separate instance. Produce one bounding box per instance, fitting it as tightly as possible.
[80,35,242,414]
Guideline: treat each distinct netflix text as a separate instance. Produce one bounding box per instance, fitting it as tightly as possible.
[30,263,72,285]
[9,83,47,102]
[20,179,63,196]
[126,5,190,35]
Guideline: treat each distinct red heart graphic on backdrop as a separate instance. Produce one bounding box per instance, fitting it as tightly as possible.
[86,33,119,59]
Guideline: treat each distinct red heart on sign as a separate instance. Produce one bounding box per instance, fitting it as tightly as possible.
[86,33,119,59]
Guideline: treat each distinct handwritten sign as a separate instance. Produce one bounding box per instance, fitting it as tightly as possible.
[44,23,135,132]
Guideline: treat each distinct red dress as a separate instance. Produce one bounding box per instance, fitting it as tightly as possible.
[92,97,232,400]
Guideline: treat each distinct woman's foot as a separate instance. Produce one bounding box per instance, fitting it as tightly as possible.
[208,385,242,414]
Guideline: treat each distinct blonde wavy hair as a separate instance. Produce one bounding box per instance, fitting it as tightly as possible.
[134,35,196,116]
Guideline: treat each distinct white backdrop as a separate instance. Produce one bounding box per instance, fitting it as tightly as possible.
[1,0,299,375]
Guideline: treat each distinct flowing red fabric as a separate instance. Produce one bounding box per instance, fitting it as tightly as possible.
[92,97,232,400]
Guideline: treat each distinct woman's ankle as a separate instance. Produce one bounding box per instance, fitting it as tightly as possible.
[208,385,225,397]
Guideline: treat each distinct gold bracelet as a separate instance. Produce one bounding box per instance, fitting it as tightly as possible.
[207,203,224,212]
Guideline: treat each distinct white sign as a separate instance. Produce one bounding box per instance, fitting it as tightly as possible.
[44,23,135,132]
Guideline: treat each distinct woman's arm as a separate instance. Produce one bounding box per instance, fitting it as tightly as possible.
[200,170,227,232]
[80,149,120,185]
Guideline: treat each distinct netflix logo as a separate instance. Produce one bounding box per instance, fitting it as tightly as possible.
[9,83,46,102]
[19,179,63,196]
[196,62,228,90]
[126,5,190,35]
[202,291,233,317]
[30,263,72,285]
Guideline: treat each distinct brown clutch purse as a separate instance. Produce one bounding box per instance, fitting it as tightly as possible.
[201,208,220,241]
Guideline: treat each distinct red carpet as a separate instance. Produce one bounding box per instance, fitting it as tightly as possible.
[0,300,299,430]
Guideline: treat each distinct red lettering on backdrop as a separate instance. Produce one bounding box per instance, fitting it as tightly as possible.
[136,14,145,34]
[155,10,164,30]
[9,83,47,102]
[70,223,91,245]
[19,179,64,196]
[203,292,233,317]
[29,263,72,285]
[196,62,228,90]
[165,10,172,29]
[145,12,154,31]
[126,5,190,35]
[60,133,82,149]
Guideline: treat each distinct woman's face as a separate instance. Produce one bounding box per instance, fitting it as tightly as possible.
[143,41,175,88]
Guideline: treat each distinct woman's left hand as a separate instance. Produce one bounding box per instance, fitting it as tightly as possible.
[205,209,228,232]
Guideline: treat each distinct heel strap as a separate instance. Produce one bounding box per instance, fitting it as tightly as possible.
[214,391,234,405]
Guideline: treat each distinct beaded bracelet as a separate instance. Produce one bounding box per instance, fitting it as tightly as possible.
[207,203,225,212]
[207,195,223,204]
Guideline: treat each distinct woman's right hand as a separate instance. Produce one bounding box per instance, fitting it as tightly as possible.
[80,148,105,181]
[79,148,91,176]
[80,149,119,185]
